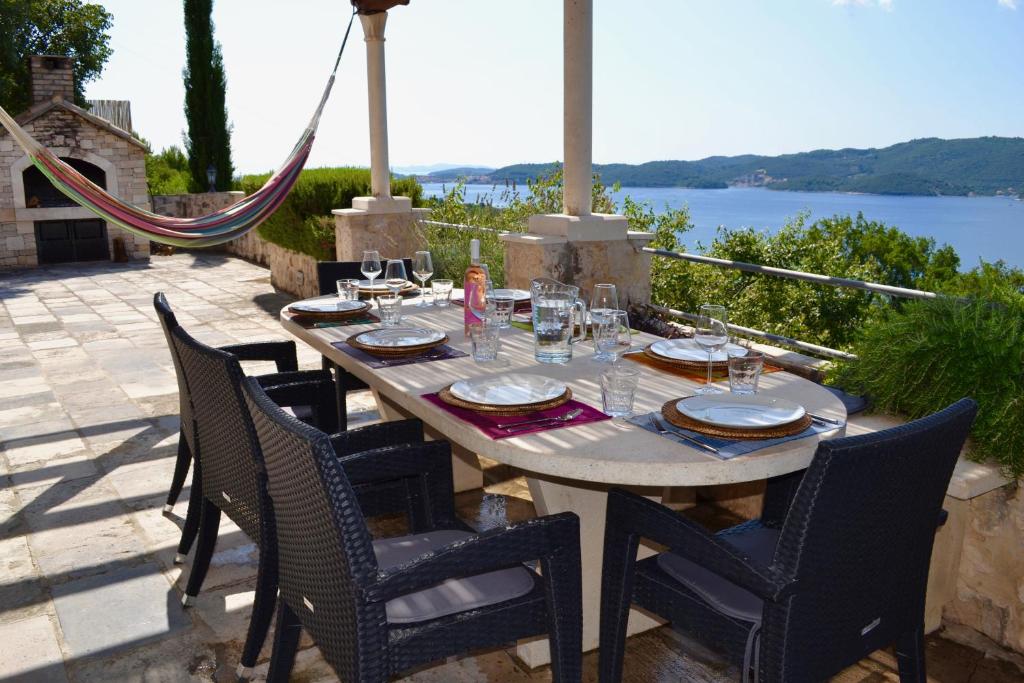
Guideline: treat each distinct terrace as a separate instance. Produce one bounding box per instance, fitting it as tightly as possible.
[0,254,1019,682]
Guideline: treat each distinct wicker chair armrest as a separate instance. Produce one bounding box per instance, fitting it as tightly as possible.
[261,373,338,433]
[256,369,332,388]
[606,488,792,600]
[335,439,450,486]
[220,340,298,372]
[363,512,580,603]
[328,419,424,455]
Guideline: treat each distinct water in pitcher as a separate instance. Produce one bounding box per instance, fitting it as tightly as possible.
[531,278,587,364]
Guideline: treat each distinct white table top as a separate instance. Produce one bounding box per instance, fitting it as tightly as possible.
[280,296,847,487]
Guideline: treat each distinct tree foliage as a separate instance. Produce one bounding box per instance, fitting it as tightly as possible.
[145,145,191,195]
[182,0,232,192]
[0,0,113,114]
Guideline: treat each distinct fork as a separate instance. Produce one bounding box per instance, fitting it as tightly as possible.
[647,415,720,454]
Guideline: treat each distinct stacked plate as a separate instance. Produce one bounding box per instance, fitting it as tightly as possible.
[288,298,371,321]
[661,394,811,440]
[645,338,748,369]
[439,374,571,415]
[359,280,418,296]
[347,327,448,357]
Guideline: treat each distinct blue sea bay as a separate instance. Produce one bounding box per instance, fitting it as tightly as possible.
[420,184,1024,269]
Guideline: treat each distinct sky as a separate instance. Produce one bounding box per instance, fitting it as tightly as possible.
[84,0,1024,175]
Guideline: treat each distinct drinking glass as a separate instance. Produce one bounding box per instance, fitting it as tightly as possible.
[412,251,433,307]
[728,349,764,396]
[600,365,640,418]
[336,279,360,301]
[594,310,633,364]
[377,295,402,327]
[590,283,619,361]
[469,321,501,363]
[488,294,515,329]
[694,304,729,395]
[432,279,453,307]
[360,250,382,305]
[384,259,407,296]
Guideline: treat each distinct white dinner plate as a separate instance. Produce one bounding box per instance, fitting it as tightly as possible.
[649,338,747,363]
[353,328,445,348]
[677,395,806,429]
[358,280,415,291]
[490,288,531,302]
[449,374,567,406]
[289,299,366,314]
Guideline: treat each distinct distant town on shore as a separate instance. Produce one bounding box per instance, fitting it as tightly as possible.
[405,136,1024,198]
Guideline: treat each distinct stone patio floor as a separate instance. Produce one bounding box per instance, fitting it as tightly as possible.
[1,253,1022,682]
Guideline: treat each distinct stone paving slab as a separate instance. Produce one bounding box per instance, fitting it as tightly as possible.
[52,562,189,660]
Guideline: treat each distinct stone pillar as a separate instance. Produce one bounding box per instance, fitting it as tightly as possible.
[360,12,392,202]
[502,0,652,306]
[563,0,592,217]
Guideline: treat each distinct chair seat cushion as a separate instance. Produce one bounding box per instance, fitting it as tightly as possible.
[657,525,780,623]
[373,530,535,624]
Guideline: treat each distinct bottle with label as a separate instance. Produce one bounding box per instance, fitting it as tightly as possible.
[463,238,488,335]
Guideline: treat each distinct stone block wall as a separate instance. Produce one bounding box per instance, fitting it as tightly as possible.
[225,228,319,299]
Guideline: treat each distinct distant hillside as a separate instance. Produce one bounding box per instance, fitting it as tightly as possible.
[485,137,1024,196]
[424,166,496,180]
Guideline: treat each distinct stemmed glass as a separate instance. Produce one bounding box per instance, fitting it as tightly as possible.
[693,304,729,395]
[595,310,633,364]
[384,259,407,295]
[590,283,619,362]
[360,250,382,306]
[412,251,433,307]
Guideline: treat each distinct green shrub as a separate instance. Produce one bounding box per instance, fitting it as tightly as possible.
[832,276,1024,478]
[145,145,191,195]
[236,167,423,260]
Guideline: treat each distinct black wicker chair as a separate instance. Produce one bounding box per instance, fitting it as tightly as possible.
[154,292,338,560]
[314,259,413,430]
[241,376,584,683]
[168,315,427,678]
[599,398,977,683]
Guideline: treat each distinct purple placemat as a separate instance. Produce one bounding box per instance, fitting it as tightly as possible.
[422,393,610,440]
[331,341,468,369]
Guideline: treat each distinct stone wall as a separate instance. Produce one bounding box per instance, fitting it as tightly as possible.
[945,482,1024,653]
[224,228,320,299]
[333,206,428,262]
[150,191,244,219]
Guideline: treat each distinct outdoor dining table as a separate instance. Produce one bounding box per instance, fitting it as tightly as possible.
[280,294,847,667]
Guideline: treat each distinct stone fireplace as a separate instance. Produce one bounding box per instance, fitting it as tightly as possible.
[0,55,150,267]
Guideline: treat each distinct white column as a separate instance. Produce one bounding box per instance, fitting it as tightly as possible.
[360,12,392,200]
[563,0,593,217]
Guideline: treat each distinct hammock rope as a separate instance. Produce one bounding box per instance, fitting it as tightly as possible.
[0,7,358,247]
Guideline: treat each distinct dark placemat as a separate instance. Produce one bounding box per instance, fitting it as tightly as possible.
[331,340,467,369]
[302,313,380,329]
[422,393,610,440]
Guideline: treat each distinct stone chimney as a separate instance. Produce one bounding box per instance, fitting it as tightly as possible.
[29,55,75,105]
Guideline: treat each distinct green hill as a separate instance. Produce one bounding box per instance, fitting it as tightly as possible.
[487,137,1024,196]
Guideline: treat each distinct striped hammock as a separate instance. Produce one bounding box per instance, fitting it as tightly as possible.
[0,10,356,248]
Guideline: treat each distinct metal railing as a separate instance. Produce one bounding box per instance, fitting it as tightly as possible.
[419,219,508,235]
[643,247,941,301]
[641,247,951,361]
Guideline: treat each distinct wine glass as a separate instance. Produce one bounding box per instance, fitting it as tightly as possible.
[361,250,382,305]
[693,304,729,395]
[384,259,407,295]
[590,283,619,362]
[412,251,433,307]
[595,310,633,364]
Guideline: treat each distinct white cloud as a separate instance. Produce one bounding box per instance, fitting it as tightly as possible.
[832,0,894,10]
[998,0,1017,10]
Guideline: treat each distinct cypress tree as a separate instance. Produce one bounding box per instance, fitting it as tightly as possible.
[182,0,233,192]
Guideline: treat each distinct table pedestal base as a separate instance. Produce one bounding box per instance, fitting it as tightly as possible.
[515,477,665,668]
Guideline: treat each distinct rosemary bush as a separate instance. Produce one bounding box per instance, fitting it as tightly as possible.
[833,280,1024,478]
